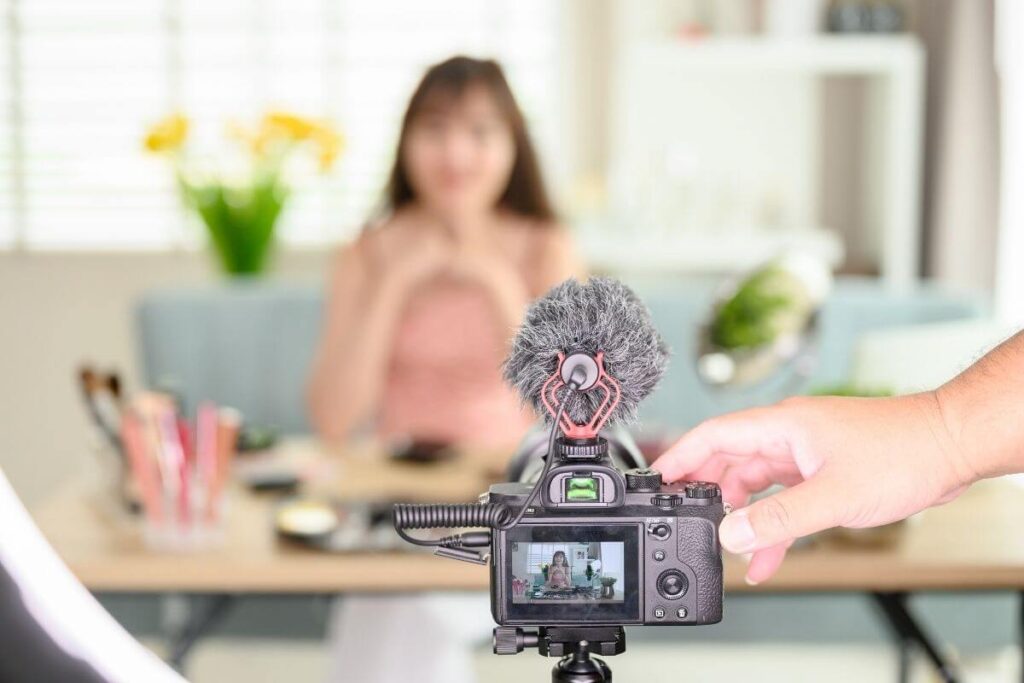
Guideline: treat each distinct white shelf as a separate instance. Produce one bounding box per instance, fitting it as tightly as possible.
[626,36,923,74]
[580,227,844,274]
[609,34,925,288]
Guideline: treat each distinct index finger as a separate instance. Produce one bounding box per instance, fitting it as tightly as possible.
[651,406,795,483]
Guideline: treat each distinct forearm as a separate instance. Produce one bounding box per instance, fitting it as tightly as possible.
[308,277,411,441]
[935,329,1024,481]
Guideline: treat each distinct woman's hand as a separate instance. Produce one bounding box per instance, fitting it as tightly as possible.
[651,391,975,584]
[378,222,452,296]
[445,226,531,331]
[447,238,518,286]
[377,210,520,298]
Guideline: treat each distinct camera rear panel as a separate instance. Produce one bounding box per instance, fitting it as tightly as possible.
[492,507,723,627]
[487,453,724,628]
[641,515,722,624]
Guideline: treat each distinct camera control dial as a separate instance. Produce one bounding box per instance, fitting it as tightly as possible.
[684,481,721,499]
[652,494,681,510]
[625,468,663,492]
[656,569,689,599]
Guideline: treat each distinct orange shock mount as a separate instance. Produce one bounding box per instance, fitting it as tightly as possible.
[540,351,621,440]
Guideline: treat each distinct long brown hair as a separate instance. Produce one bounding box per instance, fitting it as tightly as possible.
[382,55,556,222]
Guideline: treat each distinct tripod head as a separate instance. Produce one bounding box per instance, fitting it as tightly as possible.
[493,625,625,682]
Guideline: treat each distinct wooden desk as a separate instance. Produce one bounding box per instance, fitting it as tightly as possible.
[30,440,1024,594]
[28,439,1024,682]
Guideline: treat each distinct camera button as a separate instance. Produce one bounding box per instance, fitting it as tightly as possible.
[676,607,688,619]
[653,607,666,620]
[648,523,671,540]
[653,549,666,562]
[657,569,689,599]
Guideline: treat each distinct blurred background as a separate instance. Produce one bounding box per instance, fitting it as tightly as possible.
[2,0,1023,681]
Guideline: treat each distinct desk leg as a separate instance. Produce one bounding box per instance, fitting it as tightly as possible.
[896,633,911,683]
[872,592,959,683]
[167,594,234,673]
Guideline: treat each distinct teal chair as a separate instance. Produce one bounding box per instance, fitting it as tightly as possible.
[136,276,984,434]
[136,280,322,433]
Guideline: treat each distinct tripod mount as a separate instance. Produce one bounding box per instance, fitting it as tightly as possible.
[493,625,626,683]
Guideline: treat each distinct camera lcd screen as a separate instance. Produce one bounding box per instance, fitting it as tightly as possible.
[503,524,640,623]
[511,542,624,603]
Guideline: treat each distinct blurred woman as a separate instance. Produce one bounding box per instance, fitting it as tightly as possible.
[546,550,571,589]
[307,56,581,452]
[311,56,582,683]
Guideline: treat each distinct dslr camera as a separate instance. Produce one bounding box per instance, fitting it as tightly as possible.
[393,279,725,679]
[487,431,724,629]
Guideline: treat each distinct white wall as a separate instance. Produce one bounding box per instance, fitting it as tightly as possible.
[996,0,1024,323]
[599,541,624,583]
[0,251,330,508]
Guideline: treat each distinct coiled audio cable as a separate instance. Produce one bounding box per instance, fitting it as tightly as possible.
[392,380,579,551]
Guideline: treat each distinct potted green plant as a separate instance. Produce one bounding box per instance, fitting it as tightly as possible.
[143,111,343,276]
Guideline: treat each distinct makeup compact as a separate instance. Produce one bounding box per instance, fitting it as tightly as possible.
[274,498,409,551]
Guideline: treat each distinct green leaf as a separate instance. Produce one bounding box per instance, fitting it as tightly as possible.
[710,266,795,350]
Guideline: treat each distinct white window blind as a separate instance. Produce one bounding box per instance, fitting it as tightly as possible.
[0,0,564,250]
[527,543,572,573]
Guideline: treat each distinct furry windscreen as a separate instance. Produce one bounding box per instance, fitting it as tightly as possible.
[503,277,670,426]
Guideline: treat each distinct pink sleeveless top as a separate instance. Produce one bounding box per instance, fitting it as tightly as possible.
[377,277,536,449]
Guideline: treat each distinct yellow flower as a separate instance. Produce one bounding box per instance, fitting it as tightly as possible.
[222,111,342,171]
[261,111,343,172]
[226,119,253,146]
[144,113,189,153]
[312,127,344,172]
[226,119,268,159]
[263,111,320,141]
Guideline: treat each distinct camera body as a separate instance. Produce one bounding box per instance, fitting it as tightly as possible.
[486,436,724,627]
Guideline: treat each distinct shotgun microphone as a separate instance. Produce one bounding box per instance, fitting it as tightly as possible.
[503,276,670,437]
[394,277,671,547]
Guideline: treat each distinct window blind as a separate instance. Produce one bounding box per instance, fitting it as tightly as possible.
[0,0,563,249]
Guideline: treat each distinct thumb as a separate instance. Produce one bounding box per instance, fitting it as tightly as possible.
[719,477,840,554]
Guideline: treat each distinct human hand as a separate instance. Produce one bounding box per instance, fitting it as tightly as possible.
[651,392,975,584]
[380,220,452,293]
[379,210,510,291]
[447,237,515,285]
[444,226,531,327]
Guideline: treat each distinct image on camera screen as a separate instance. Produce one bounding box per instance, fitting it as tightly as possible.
[510,542,625,604]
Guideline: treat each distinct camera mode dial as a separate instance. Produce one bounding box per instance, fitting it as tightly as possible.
[684,481,721,499]
[625,468,663,492]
